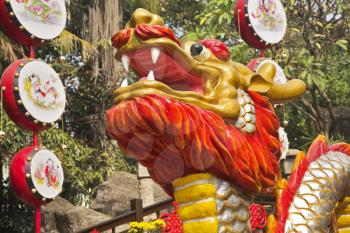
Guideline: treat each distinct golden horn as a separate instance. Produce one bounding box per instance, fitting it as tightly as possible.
[267,79,306,103]
[247,63,276,93]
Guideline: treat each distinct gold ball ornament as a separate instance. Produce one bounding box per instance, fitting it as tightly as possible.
[61,144,68,150]
[0,131,6,140]
[59,56,66,62]
[283,120,289,127]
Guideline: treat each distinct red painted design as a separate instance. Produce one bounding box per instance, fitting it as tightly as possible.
[111,28,132,49]
[135,24,180,46]
[112,24,180,49]
[249,204,267,231]
[160,202,182,233]
[106,92,281,195]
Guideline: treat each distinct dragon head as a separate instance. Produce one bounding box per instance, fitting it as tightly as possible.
[106,9,306,195]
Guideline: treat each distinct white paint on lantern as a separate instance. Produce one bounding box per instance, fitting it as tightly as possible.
[18,60,66,123]
[30,149,64,199]
[247,0,287,44]
[10,0,66,40]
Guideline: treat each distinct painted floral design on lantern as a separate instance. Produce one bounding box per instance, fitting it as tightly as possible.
[34,158,62,188]
[24,73,59,108]
[29,149,64,199]
[251,0,284,32]
[15,0,64,24]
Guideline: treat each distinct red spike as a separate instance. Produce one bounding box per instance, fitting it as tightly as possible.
[306,135,329,162]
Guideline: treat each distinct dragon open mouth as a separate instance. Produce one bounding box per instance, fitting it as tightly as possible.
[111,12,246,119]
[119,47,204,94]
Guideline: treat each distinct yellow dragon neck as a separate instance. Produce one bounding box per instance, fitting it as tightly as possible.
[172,173,252,233]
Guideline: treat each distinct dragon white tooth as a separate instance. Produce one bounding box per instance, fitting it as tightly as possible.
[151,48,161,64]
[121,55,129,72]
[147,70,155,81]
[121,78,128,87]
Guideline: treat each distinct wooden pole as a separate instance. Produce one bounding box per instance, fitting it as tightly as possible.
[130,199,143,222]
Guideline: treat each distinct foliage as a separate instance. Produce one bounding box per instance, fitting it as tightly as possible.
[0,1,135,232]
[179,0,256,64]
[273,0,350,148]
[128,219,166,233]
[0,111,134,232]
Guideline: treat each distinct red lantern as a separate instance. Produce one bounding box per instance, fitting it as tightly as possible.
[1,58,66,131]
[0,0,67,46]
[10,146,64,207]
[234,0,287,49]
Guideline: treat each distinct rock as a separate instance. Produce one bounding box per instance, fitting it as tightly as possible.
[55,206,111,233]
[91,172,170,216]
[153,182,170,203]
[41,172,170,232]
[90,172,140,216]
[41,197,111,233]
[41,197,73,233]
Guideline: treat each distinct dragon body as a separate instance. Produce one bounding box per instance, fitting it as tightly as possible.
[106,9,350,232]
[270,136,350,232]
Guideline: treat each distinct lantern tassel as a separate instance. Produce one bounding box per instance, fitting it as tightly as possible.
[35,206,41,233]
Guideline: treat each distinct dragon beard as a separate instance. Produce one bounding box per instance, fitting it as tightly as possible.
[106,92,281,195]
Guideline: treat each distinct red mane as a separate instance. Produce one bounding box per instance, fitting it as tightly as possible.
[135,24,180,45]
[112,28,132,49]
[112,24,180,49]
[106,92,281,195]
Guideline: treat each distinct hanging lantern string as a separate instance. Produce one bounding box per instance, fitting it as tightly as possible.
[62,115,64,139]
[29,45,35,59]
[35,206,41,233]
[260,49,265,58]
[30,45,41,233]
[282,104,289,127]
[237,9,242,42]
[61,115,67,150]
[1,86,5,132]
[33,132,39,147]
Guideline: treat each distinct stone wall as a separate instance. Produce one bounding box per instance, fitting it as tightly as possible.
[41,172,169,233]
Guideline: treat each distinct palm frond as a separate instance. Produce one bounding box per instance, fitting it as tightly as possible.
[51,29,98,60]
[0,33,24,62]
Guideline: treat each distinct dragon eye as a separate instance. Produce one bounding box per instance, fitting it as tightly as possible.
[190,44,204,57]
[190,43,210,60]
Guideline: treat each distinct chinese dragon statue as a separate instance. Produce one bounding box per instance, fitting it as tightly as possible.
[106,9,350,233]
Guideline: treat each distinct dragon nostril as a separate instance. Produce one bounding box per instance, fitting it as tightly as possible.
[190,44,204,57]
